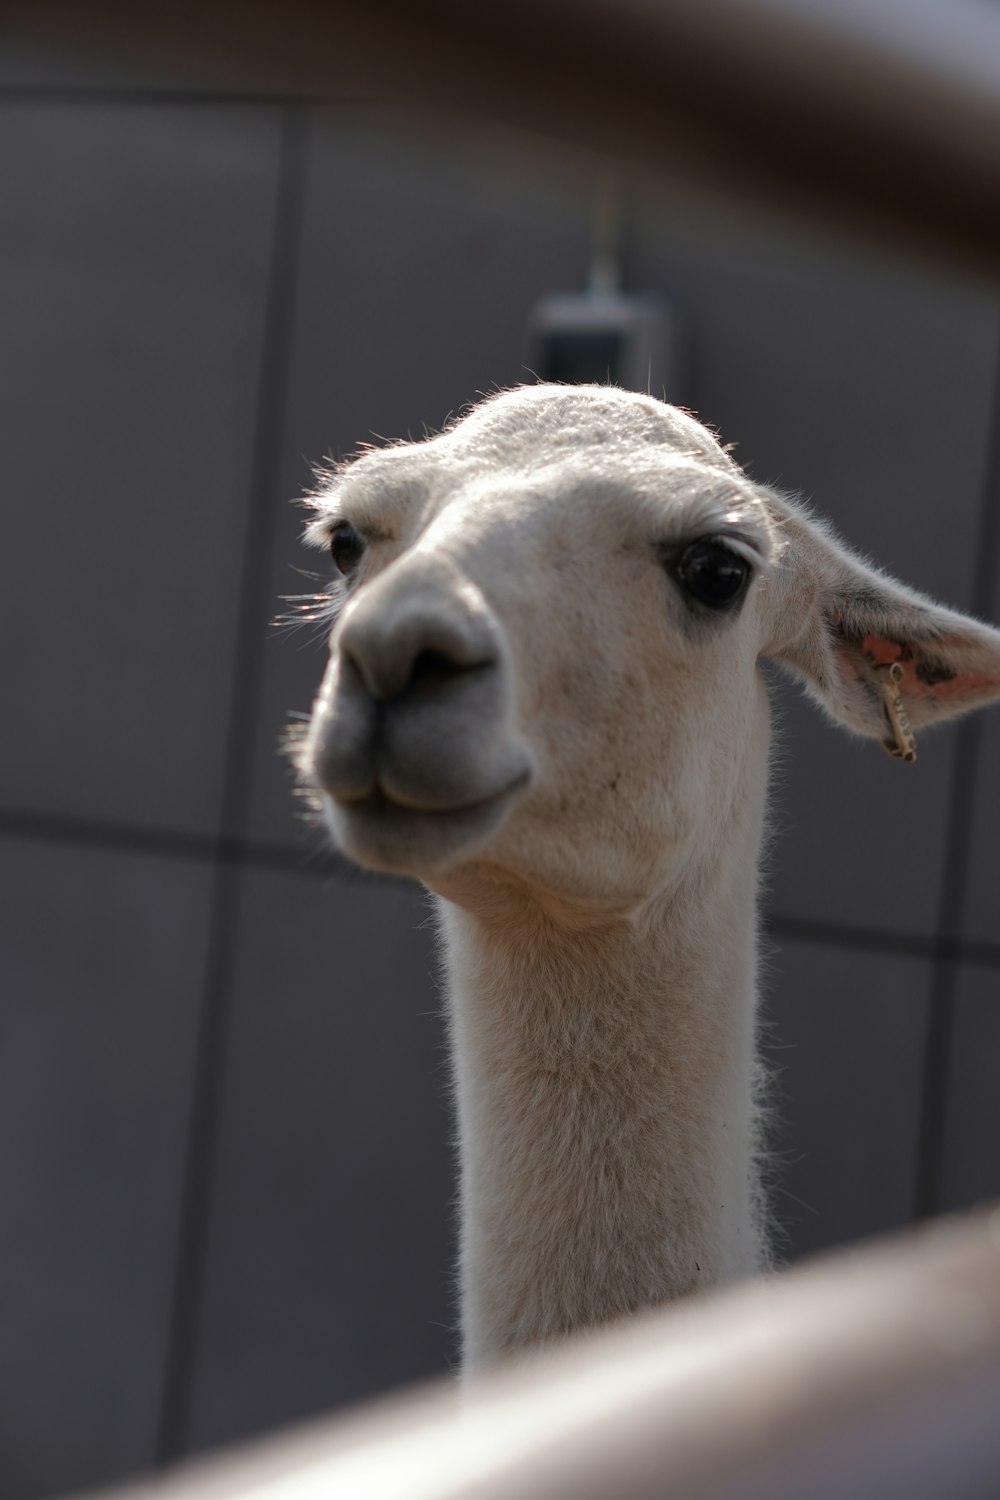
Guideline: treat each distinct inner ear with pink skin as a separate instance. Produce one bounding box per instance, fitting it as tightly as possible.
[763,517,1000,748]
[825,603,1000,741]
[842,629,999,705]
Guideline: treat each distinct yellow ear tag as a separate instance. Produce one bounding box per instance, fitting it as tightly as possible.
[878,661,917,763]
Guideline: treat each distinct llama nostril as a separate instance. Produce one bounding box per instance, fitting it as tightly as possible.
[407,648,491,697]
[347,643,494,704]
[342,615,499,705]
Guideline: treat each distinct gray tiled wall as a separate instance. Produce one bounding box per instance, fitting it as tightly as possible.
[938,964,1000,1214]
[761,938,932,1258]
[0,836,211,1500]
[0,101,280,839]
[2,54,1000,1500]
[183,868,453,1453]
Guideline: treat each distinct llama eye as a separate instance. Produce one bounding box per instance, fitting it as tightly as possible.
[674,540,750,610]
[330,521,365,575]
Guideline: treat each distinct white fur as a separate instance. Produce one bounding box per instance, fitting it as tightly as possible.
[298,384,1000,1369]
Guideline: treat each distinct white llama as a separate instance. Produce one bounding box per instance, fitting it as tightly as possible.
[296,383,1000,1370]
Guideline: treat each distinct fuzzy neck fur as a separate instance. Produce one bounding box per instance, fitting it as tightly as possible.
[438,774,768,1370]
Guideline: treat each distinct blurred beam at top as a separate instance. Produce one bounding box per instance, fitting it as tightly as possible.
[7,0,1000,276]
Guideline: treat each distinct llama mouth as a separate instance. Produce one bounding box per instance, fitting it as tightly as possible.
[325,775,530,874]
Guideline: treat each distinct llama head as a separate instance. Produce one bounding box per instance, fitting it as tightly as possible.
[297,384,1000,917]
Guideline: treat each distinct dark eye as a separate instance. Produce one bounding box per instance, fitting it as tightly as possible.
[675,540,750,610]
[329,520,365,575]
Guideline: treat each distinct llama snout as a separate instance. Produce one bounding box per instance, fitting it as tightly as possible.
[309,576,533,819]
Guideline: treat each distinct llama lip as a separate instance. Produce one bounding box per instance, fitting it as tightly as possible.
[325,774,530,874]
[338,775,529,821]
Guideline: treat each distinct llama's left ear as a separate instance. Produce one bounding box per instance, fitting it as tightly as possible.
[759,494,1000,758]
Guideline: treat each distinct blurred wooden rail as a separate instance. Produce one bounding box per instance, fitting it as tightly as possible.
[76,1210,1000,1500]
[8,0,1000,277]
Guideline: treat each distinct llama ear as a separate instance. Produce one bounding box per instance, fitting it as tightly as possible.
[759,498,1000,759]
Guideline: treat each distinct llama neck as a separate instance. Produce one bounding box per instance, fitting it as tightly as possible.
[438,847,765,1370]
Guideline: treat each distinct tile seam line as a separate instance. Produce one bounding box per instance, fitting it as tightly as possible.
[912,315,1000,1223]
[5,807,1000,962]
[0,807,383,881]
[154,103,308,1467]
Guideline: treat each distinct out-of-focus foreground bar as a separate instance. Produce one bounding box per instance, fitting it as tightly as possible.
[74,1208,1000,1500]
[7,0,1000,278]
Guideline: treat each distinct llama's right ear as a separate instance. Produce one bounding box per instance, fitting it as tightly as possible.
[758,495,1000,758]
